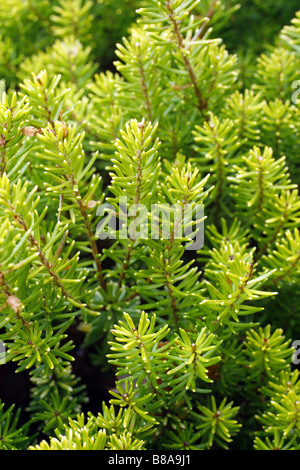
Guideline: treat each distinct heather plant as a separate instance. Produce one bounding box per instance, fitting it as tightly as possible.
[1,0,300,451]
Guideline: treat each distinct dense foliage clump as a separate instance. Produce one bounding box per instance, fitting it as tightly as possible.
[1,0,300,451]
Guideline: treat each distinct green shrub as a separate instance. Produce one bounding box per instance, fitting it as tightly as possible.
[1,0,300,451]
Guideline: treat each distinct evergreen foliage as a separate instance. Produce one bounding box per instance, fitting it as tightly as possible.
[1,0,300,451]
